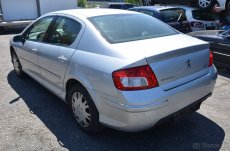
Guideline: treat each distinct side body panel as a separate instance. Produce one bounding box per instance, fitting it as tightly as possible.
[16,40,41,76]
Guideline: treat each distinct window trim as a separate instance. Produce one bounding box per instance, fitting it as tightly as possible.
[43,15,83,48]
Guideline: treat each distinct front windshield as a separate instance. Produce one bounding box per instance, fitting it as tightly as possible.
[88,14,178,44]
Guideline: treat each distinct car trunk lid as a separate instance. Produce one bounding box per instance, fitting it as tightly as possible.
[146,44,209,91]
[113,34,210,91]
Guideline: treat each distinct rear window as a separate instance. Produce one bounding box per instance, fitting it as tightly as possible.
[192,10,216,21]
[88,14,178,44]
[160,8,187,23]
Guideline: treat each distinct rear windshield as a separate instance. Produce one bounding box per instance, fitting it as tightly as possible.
[88,14,178,44]
[160,8,187,23]
[192,10,216,21]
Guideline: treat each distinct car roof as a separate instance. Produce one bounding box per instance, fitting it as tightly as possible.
[48,8,138,18]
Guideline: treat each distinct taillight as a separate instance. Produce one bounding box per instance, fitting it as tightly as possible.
[209,50,213,67]
[112,65,159,91]
[191,21,204,28]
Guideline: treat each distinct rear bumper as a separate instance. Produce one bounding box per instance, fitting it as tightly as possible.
[98,66,217,132]
[155,93,211,126]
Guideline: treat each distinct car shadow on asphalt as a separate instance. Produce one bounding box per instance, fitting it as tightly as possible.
[7,70,225,151]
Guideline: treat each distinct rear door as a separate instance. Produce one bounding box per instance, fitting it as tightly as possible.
[37,16,83,94]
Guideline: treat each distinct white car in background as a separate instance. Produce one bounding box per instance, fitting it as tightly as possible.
[178,6,217,31]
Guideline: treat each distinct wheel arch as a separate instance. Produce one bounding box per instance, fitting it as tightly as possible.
[65,78,96,104]
[65,78,82,102]
[65,78,102,115]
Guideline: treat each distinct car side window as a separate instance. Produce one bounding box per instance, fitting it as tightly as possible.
[46,17,82,46]
[25,17,54,42]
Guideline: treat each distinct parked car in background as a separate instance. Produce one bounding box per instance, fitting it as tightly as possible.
[142,0,229,13]
[176,6,217,31]
[105,3,135,10]
[129,6,191,33]
[188,29,230,70]
[10,9,217,134]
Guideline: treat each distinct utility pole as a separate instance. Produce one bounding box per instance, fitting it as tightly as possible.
[36,0,41,17]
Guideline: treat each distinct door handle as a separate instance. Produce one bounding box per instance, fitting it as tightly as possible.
[31,48,38,53]
[58,55,67,62]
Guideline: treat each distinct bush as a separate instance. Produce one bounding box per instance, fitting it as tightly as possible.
[125,0,142,6]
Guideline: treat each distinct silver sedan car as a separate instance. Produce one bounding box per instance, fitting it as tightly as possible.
[10,9,217,134]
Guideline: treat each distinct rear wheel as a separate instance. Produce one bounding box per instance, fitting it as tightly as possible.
[11,51,25,78]
[68,84,103,134]
[197,0,216,10]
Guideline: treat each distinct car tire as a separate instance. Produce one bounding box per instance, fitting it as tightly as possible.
[68,84,104,134]
[197,0,216,10]
[142,0,155,6]
[11,51,25,78]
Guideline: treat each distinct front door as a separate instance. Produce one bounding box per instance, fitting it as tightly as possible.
[16,16,55,76]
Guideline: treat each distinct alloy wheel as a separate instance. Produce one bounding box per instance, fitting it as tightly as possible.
[198,0,212,8]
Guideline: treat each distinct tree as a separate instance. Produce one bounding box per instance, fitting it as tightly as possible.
[78,0,87,8]
[125,0,142,6]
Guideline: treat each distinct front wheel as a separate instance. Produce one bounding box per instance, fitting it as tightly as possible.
[11,52,25,77]
[197,0,216,10]
[68,84,103,134]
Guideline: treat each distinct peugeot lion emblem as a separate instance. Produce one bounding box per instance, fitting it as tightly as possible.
[186,59,191,69]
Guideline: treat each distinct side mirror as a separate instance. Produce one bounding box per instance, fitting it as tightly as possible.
[13,35,25,43]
